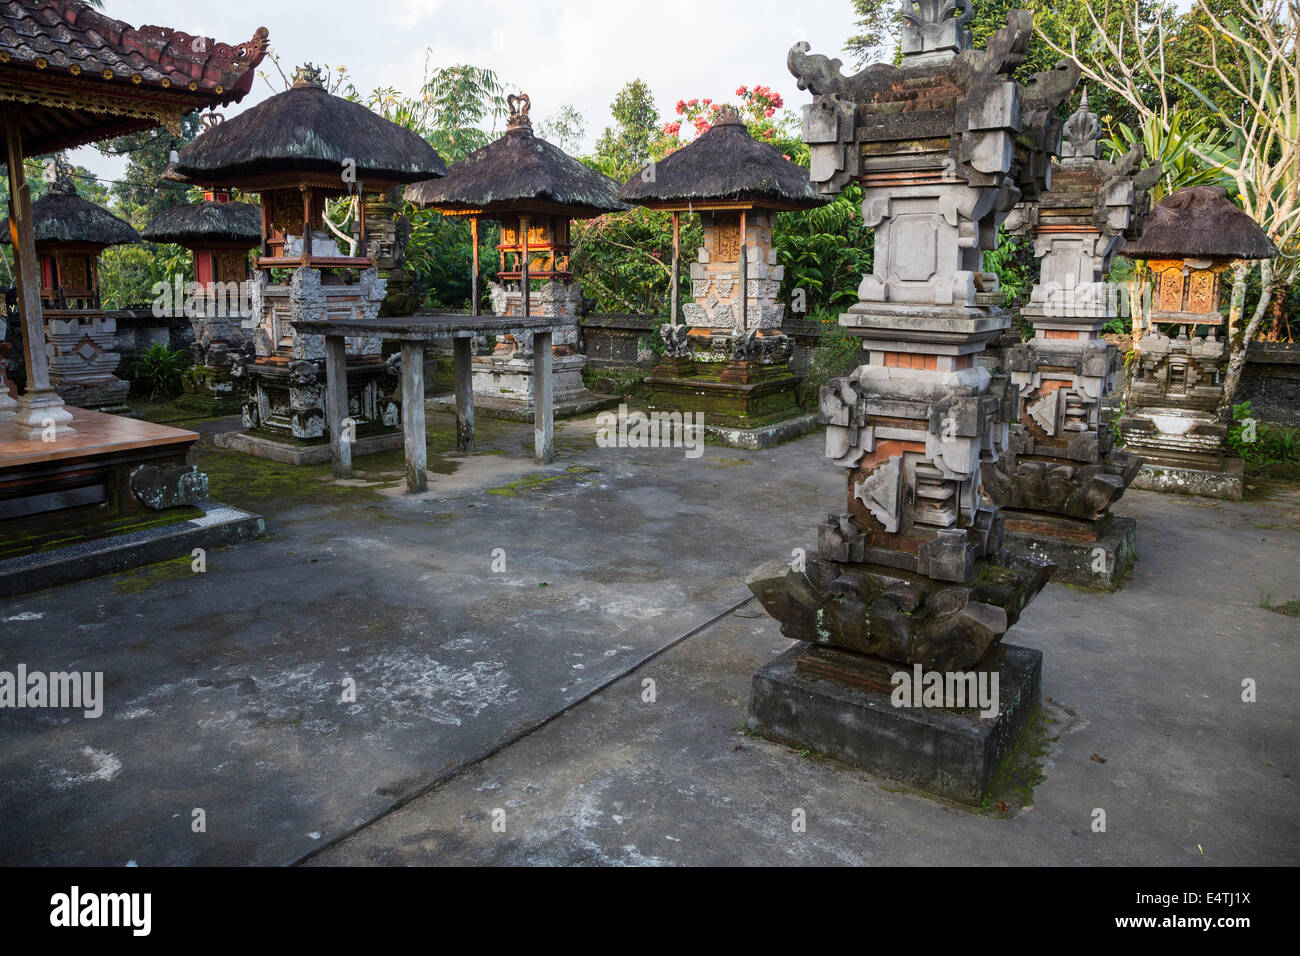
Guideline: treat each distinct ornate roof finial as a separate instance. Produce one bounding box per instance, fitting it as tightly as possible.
[900,0,974,64]
[506,93,532,131]
[50,157,77,194]
[713,104,743,127]
[292,63,325,90]
[1060,85,1102,162]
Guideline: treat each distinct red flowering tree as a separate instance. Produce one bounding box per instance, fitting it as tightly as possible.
[660,84,806,163]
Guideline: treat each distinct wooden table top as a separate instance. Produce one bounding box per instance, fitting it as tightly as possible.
[291,314,569,341]
[0,407,198,468]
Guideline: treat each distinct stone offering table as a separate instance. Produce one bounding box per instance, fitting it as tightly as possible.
[292,314,566,491]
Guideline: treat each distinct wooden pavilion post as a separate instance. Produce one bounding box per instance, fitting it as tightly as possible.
[2,108,73,437]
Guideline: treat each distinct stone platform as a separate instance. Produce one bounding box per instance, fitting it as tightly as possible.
[703,413,819,450]
[0,499,263,597]
[430,391,619,423]
[1131,458,1245,501]
[1001,515,1137,590]
[747,642,1042,805]
[212,428,404,466]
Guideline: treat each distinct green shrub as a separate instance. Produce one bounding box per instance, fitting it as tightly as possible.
[1227,401,1300,477]
[129,343,187,400]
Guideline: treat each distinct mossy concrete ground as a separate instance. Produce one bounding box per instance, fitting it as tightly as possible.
[0,406,1297,865]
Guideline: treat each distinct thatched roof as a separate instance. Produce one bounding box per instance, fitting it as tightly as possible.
[1123,186,1277,260]
[404,105,625,218]
[619,108,824,210]
[168,65,447,189]
[141,199,261,245]
[0,184,138,247]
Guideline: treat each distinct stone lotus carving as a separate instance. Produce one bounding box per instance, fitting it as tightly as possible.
[748,545,1052,671]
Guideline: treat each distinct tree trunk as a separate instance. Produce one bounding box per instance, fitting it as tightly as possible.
[1220,258,1274,415]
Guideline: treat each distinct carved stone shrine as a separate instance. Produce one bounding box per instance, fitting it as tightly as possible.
[0,160,137,410]
[142,187,262,416]
[745,0,1075,803]
[406,94,623,421]
[620,106,824,447]
[1117,186,1278,499]
[983,91,1159,588]
[168,64,448,463]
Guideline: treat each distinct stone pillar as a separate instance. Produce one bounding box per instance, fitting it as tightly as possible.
[981,92,1159,588]
[745,2,1076,804]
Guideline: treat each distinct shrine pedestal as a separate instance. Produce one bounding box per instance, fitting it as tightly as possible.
[747,642,1042,805]
[644,358,814,448]
[462,351,615,421]
[1001,512,1137,590]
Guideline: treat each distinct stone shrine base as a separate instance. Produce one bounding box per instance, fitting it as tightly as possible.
[213,428,405,466]
[450,353,617,422]
[1001,514,1137,590]
[702,413,820,450]
[646,359,809,448]
[1130,457,1244,501]
[747,642,1042,805]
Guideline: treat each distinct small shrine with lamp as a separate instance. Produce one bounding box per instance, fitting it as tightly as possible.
[142,187,262,415]
[1118,186,1278,499]
[405,94,622,420]
[167,64,448,463]
[619,106,825,446]
[1,160,139,410]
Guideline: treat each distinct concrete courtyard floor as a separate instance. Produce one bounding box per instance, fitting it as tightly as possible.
[0,407,1296,866]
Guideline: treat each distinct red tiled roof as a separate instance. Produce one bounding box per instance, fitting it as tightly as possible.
[0,0,268,103]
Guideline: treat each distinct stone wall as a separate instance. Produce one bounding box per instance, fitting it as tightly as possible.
[579,314,656,367]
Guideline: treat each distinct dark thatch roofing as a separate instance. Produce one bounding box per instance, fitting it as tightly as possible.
[141,199,262,245]
[404,126,626,219]
[619,109,824,210]
[168,67,447,188]
[1123,186,1277,260]
[0,186,139,247]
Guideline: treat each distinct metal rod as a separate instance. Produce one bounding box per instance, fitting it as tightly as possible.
[471,216,480,317]
[671,211,680,325]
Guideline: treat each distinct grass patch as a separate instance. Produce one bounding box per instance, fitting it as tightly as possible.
[486,465,598,497]
[1260,594,1300,618]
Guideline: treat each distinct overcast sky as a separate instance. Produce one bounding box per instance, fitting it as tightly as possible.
[70,0,864,183]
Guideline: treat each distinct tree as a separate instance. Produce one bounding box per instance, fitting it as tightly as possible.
[594,80,661,180]
[538,105,588,153]
[1041,0,1300,407]
[96,114,201,228]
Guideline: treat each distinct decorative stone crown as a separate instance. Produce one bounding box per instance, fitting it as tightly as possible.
[901,0,974,63]
[506,93,532,131]
[292,63,325,89]
[50,158,78,194]
[1060,87,1102,162]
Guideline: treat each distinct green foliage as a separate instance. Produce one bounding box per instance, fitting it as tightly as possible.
[799,309,864,407]
[97,243,190,309]
[571,207,699,316]
[1227,401,1300,474]
[403,209,499,311]
[96,115,201,229]
[982,227,1035,309]
[774,183,873,316]
[129,343,187,400]
[594,79,662,180]
[1104,110,1235,202]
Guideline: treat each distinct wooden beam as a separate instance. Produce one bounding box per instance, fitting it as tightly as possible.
[470,216,480,317]
[671,211,680,325]
[533,329,554,465]
[324,334,351,478]
[400,341,427,493]
[453,335,475,454]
